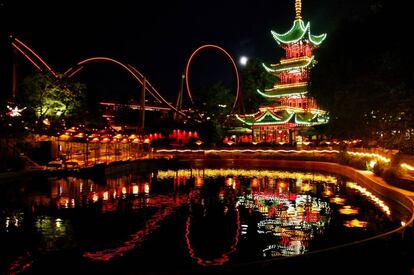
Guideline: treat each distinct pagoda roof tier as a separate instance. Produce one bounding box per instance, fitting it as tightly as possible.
[271,56,315,73]
[236,110,294,126]
[262,56,315,73]
[257,88,307,98]
[259,106,327,115]
[236,109,329,127]
[257,82,307,98]
[267,82,307,91]
[271,19,326,46]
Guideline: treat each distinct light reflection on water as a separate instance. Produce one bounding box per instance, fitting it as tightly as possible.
[0,168,398,273]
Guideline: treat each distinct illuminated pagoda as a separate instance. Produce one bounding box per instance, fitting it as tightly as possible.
[236,0,328,144]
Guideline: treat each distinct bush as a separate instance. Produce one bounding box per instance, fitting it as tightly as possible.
[337,150,350,165]
[337,150,370,170]
[373,162,384,176]
[348,157,371,170]
[382,167,397,181]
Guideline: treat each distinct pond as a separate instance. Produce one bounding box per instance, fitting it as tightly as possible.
[0,160,403,274]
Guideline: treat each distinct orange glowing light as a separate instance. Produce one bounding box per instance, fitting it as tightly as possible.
[74,132,84,138]
[338,205,359,215]
[330,196,346,205]
[401,163,414,171]
[344,219,368,228]
[301,183,312,192]
[322,189,333,197]
[195,140,203,146]
[102,137,111,143]
[195,176,204,188]
[278,181,287,189]
[226,178,233,186]
[251,178,259,188]
[225,178,236,189]
[59,197,69,208]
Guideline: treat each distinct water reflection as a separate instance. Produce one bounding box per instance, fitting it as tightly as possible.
[346,182,391,216]
[85,194,188,261]
[237,177,330,257]
[157,169,337,183]
[46,176,154,211]
[185,177,240,266]
[343,219,368,228]
[0,167,399,273]
[4,212,24,231]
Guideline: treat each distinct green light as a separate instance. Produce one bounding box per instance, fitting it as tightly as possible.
[271,19,326,46]
[295,113,316,125]
[236,113,295,126]
[271,56,315,72]
[271,20,308,45]
[262,63,276,73]
[256,89,308,98]
[309,33,327,46]
[256,110,282,123]
[294,113,329,125]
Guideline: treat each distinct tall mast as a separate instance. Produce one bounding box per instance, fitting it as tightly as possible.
[12,48,17,98]
[295,0,302,20]
[139,78,146,133]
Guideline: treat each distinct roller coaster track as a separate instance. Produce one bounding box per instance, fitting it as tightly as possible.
[10,36,241,120]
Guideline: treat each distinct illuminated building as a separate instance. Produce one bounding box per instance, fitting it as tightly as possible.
[236,0,328,143]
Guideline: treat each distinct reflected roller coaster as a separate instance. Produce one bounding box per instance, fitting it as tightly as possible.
[10,36,241,121]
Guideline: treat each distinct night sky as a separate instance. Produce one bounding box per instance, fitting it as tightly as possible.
[0,0,351,103]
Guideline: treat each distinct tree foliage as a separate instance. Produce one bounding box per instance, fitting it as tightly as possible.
[240,58,276,113]
[198,119,223,146]
[18,72,86,129]
[193,82,234,121]
[310,0,414,151]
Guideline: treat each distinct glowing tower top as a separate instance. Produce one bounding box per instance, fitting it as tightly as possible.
[236,0,328,143]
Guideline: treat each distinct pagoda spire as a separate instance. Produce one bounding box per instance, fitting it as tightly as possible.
[295,0,302,20]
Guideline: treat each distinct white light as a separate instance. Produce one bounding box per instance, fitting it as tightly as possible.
[7,106,26,117]
[239,56,248,66]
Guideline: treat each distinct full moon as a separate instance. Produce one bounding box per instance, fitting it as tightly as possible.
[239,56,248,66]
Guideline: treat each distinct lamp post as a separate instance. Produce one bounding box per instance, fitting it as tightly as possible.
[57,134,60,160]
[95,144,98,165]
[85,137,89,167]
